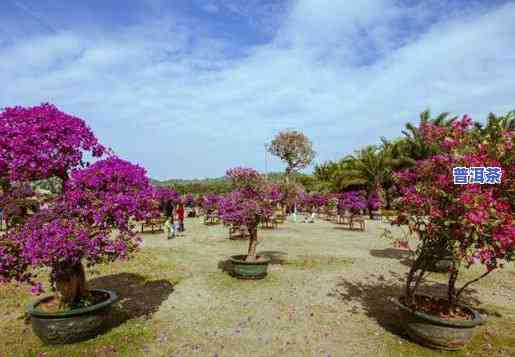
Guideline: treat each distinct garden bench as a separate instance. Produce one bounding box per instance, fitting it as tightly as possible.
[337,214,365,231]
[204,212,220,225]
[370,210,382,220]
[229,224,248,239]
[261,217,278,229]
[273,213,286,224]
[351,215,366,231]
[338,214,353,228]
[140,217,166,233]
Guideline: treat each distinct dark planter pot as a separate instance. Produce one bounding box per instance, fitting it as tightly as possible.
[393,295,483,350]
[428,255,454,273]
[27,289,118,345]
[230,255,270,280]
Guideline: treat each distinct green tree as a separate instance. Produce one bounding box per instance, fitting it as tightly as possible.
[268,130,315,182]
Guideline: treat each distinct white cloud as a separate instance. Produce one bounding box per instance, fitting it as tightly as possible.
[1,0,514,179]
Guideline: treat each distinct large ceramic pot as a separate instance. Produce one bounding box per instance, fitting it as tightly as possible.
[393,295,483,350]
[27,289,118,345]
[230,255,270,280]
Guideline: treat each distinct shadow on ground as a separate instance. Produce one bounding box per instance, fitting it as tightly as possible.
[331,226,366,232]
[217,259,234,275]
[369,248,413,267]
[90,273,175,331]
[329,271,482,339]
[257,250,288,264]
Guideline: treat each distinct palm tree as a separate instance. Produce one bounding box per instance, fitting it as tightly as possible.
[342,144,394,203]
[400,110,456,163]
[474,111,515,134]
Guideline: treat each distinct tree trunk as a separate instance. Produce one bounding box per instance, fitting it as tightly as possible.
[52,262,90,309]
[374,181,385,205]
[246,227,258,262]
[447,266,459,307]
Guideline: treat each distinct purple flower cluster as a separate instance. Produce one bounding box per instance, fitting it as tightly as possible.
[181,193,194,207]
[219,167,273,229]
[264,184,283,203]
[311,193,328,208]
[367,193,382,210]
[0,103,105,182]
[201,193,221,212]
[225,167,263,194]
[155,186,181,205]
[1,157,156,287]
[218,191,264,228]
[339,191,367,213]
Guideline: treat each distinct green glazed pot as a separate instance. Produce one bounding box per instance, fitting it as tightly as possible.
[27,289,118,345]
[393,295,483,350]
[230,255,271,280]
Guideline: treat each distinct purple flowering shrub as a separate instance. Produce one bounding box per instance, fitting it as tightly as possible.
[339,191,367,214]
[0,104,156,309]
[201,193,220,214]
[311,193,328,211]
[0,103,105,183]
[182,193,195,207]
[1,157,156,305]
[367,193,382,211]
[219,167,271,261]
[297,191,312,212]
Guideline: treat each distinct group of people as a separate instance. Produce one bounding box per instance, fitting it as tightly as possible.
[162,202,185,239]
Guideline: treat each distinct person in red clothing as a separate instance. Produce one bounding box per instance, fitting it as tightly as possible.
[177,203,185,232]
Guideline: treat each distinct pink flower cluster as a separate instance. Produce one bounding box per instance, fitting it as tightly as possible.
[393,115,514,271]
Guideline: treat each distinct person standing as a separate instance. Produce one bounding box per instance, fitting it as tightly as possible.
[177,203,185,232]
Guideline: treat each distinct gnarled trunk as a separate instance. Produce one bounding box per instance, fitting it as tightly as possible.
[246,226,259,262]
[52,262,90,309]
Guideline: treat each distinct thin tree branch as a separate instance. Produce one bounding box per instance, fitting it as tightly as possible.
[456,269,494,301]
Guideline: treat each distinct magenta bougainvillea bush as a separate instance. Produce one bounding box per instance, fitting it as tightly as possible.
[0,103,105,183]
[154,186,181,205]
[182,193,195,207]
[311,193,328,211]
[0,104,157,308]
[298,191,327,213]
[390,114,514,308]
[367,193,382,211]
[264,184,283,204]
[201,192,221,213]
[219,167,271,261]
[339,190,367,214]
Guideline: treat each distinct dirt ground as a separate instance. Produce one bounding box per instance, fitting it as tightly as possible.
[0,216,514,357]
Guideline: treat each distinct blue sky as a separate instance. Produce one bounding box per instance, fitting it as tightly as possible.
[1,0,514,179]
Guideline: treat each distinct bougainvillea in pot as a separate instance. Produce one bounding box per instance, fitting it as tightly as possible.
[218,167,272,279]
[388,114,514,350]
[0,104,158,344]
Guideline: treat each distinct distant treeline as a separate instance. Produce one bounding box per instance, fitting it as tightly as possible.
[152,172,318,195]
